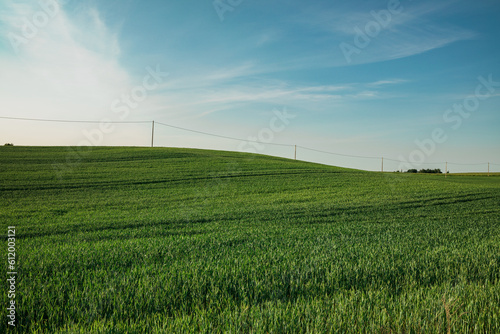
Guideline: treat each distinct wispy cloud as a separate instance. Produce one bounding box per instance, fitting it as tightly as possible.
[325,1,460,36]
[291,0,476,67]
[254,29,282,47]
[367,79,408,87]
[374,25,475,62]
[150,77,388,121]
[0,1,131,122]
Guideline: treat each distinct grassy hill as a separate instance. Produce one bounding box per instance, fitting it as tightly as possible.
[1,146,499,333]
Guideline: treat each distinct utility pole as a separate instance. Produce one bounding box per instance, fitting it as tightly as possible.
[488,162,490,177]
[151,121,155,148]
[294,145,297,160]
[381,157,384,173]
[445,162,447,178]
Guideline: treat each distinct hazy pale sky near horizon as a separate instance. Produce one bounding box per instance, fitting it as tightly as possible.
[0,0,499,171]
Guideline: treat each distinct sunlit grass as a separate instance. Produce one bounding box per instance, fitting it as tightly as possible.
[1,146,499,333]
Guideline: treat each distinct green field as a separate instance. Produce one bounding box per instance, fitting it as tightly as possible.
[1,146,499,333]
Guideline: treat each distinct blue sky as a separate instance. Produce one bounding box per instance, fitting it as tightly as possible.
[0,0,499,171]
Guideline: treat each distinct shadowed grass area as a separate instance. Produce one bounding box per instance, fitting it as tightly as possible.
[1,146,499,333]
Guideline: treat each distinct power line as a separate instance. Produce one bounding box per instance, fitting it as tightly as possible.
[296,148,496,166]
[0,116,150,124]
[383,157,447,165]
[0,116,292,147]
[155,121,293,147]
[297,145,380,160]
[447,162,490,166]
[0,115,498,166]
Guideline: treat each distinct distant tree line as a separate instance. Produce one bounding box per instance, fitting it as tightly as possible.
[406,168,442,174]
